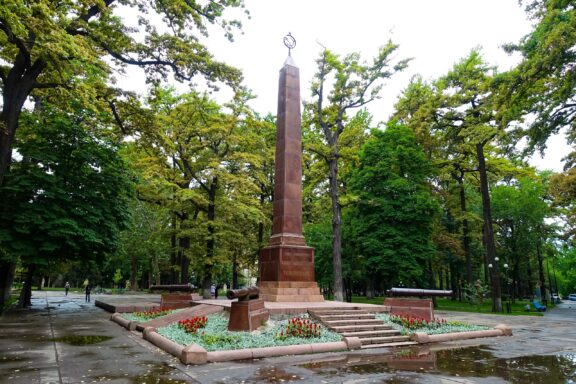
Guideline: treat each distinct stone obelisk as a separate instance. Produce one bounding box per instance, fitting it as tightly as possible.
[258,34,324,302]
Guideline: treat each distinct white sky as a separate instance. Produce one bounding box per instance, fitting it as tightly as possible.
[117,0,568,171]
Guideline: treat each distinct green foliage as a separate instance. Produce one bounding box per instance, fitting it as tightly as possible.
[132,309,172,321]
[0,103,133,265]
[556,246,576,295]
[501,0,576,151]
[345,121,440,287]
[463,280,490,305]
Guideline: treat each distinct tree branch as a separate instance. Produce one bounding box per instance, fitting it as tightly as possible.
[102,42,194,81]
[0,20,31,64]
[108,100,128,134]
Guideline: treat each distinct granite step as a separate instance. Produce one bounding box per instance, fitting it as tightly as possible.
[313,313,376,321]
[360,335,411,345]
[340,329,399,338]
[310,309,370,316]
[323,319,384,327]
[329,324,393,332]
[361,341,419,349]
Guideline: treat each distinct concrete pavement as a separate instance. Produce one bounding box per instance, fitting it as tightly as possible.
[0,290,575,383]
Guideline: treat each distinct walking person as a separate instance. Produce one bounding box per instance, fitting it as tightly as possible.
[85,282,93,303]
[65,282,70,296]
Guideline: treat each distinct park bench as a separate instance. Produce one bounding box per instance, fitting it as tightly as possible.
[384,288,453,322]
[532,300,547,312]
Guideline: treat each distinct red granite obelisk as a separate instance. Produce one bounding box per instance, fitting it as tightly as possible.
[258,40,324,302]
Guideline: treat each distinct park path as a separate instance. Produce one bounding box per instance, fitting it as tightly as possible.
[0,290,197,383]
[0,291,575,383]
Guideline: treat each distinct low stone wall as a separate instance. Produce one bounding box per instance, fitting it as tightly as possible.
[141,325,357,365]
[410,324,512,343]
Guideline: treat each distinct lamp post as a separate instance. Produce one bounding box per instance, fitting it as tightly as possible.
[488,257,510,313]
[503,263,511,313]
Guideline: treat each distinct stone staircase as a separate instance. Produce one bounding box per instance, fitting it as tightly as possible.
[308,308,418,349]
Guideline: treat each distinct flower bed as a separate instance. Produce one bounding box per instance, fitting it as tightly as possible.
[157,314,341,352]
[375,313,489,335]
[121,308,174,322]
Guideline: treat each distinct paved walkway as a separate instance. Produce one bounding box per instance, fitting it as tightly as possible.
[0,291,575,383]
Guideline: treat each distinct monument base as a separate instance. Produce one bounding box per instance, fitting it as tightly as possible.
[258,281,324,302]
[258,243,324,302]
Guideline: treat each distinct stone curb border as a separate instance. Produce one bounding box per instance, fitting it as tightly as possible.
[139,324,358,365]
[109,313,511,365]
[111,313,139,331]
[409,324,512,343]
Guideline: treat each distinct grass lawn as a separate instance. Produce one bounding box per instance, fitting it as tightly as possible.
[347,295,547,316]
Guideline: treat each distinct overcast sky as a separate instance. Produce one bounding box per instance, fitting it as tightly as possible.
[118,0,567,171]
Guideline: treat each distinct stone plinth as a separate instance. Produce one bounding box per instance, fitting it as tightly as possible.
[160,293,199,310]
[259,281,323,302]
[259,244,323,302]
[227,298,269,331]
[384,298,434,322]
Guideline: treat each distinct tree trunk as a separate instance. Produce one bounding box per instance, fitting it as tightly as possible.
[130,253,138,290]
[232,251,239,289]
[476,143,501,312]
[202,178,217,299]
[180,236,190,285]
[366,278,374,300]
[170,214,178,284]
[536,239,547,304]
[328,157,344,302]
[457,173,473,284]
[18,264,35,308]
[527,261,534,299]
[0,261,16,307]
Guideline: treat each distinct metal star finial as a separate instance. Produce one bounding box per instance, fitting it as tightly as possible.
[283,33,296,56]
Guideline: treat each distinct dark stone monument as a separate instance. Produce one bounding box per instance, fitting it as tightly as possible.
[226,287,269,331]
[258,34,324,302]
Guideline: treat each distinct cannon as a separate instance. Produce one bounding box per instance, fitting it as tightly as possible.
[149,284,196,293]
[149,284,200,309]
[226,286,269,331]
[386,288,453,297]
[226,286,260,301]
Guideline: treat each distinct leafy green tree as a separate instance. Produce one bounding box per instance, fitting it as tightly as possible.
[435,50,511,312]
[394,76,484,288]
[0,0,245,185]
[305,44,409,301]
[0,103,133,306]
[346,122,440,294]
[501,0,576,151]
[112,199,172,289]
[491,175,555,300]
[0,0,246,305]
[131,87,265,298]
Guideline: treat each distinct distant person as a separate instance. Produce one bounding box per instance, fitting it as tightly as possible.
[210,284,216,298]
[64,282,70,296]
[85,283,93,303]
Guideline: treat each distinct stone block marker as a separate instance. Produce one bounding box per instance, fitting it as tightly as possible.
[384,298,434,322]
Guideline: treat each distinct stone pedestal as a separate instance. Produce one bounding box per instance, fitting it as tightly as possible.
[259,244,323,302]
[227,299,269,331]
[160,293,201,310]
